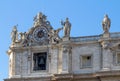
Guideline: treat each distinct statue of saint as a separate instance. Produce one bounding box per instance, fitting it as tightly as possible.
[11,25,18,44]
[61,18,71,37]
[102,14,111,33]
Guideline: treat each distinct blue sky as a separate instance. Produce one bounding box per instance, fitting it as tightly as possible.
[0,0,120,81]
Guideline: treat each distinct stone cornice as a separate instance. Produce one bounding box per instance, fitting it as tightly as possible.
[53,71,120,80]
[4,71,120,81]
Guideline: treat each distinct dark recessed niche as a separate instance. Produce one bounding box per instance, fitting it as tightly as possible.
[33,52,47,71]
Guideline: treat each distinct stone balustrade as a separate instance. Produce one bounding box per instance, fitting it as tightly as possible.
[70,32,120,42]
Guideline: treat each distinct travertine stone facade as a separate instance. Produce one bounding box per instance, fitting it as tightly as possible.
[4,13,120,81]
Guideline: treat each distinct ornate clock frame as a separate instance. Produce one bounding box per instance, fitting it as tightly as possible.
[32,26,49,44]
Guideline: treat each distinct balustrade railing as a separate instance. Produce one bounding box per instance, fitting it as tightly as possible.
[70,32,120,42]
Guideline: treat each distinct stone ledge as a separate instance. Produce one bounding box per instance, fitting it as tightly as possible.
[4,76,51,81]
[53,71,120,80]
[4,71,120,81]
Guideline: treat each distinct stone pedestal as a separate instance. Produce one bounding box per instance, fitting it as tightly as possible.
[103,33,110,38]
[62,37,70,42]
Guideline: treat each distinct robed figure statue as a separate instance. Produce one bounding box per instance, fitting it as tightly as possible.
[11,25,18,44]
[102,14,111,34]
[61,18,71,37]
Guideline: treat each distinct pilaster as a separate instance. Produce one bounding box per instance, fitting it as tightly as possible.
[99,33,112,71]
[61,37,72,73]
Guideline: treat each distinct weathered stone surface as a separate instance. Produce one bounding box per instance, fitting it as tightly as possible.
[5,13,120,81]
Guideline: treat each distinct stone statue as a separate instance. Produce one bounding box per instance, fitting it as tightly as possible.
[102,14,111,33]
[19,32,29,47]
[49,28,63,44]
[20,32,27,40]
[61,18,71,37]
[34,12,47,27]
[11,25,18,44]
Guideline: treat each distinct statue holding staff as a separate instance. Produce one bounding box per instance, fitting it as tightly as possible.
[61,18,71,37]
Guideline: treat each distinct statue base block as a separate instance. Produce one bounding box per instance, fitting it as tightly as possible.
[62,37,70,42]
[103,33,110,38]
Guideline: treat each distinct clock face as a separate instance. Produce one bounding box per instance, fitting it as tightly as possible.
[33,27,48,42]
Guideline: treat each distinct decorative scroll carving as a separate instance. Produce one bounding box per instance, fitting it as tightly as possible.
[63,46,72,54]
[33,12,51,27]
[48,27,63,44]
[101,40,110,49]
[19,32,29,47]
[10,12,73,47]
